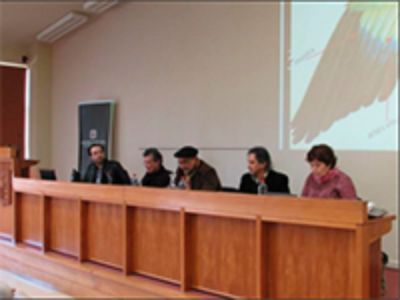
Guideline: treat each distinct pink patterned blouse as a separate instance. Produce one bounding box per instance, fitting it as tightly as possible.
[302,168,358,200]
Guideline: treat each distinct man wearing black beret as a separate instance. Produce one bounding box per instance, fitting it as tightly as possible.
[174,146,221,191]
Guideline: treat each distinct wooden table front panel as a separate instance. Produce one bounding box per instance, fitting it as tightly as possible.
[187,214,257,297]
[128,207,180,282]
[7,179,395,299]
[84,202,124,269]
[263,223,353,298]
[48,197,80,257]
[16,193,42,248]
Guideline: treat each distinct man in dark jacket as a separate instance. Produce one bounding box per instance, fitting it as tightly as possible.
[174,146,221,191]
[141,148,171,188]
[239,146,290,194]
[83,144,131,185]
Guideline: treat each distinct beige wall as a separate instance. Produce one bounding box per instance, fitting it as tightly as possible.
[27,43,52,168]
[51,2,398,266]
[52,2,281,182]
[0,45,26,63]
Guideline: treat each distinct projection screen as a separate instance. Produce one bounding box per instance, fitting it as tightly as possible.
[287,2,398,151]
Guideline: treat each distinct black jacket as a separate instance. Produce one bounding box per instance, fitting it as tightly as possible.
[141,166,171,188]
[83,159,131,185]
[239,169,290,194]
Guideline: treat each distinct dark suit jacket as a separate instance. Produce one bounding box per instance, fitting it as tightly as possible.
[83,159,131,185]
[175,160,221,191]
[239,169,290,194]
[141,166,171,188]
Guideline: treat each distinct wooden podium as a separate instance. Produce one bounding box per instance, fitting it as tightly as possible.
[0,146,38,178]
[0,148,14,206]
[0,154,395,298]
[0,146,38,240]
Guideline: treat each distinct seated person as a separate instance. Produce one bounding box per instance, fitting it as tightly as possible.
[174,146,221,191]
[239,146,290,194]
[302,144,358,199]
[141,148,171,188]
[83,143,131,185]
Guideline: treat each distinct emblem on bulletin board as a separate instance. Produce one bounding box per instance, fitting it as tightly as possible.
[89,129,98,140]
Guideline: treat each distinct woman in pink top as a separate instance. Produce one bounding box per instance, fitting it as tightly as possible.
[302,144,358,200]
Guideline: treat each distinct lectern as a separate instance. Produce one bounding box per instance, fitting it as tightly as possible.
[0,146,38,237]
[0,146,38,178]
[0,147,14,206]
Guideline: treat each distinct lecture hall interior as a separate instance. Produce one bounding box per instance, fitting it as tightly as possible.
[0,0,398,299]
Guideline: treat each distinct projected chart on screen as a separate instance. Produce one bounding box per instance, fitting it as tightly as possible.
[289,2,398,151]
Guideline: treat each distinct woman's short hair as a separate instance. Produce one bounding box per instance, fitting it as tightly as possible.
[306,144,337,168]
[248,147,272,170]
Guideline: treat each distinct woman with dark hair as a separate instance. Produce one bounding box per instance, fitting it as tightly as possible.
[302,144,358,199]
[239,146,290,194]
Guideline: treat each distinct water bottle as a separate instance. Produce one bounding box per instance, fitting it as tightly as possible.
[131,173,140,186]
[169,172,176,189]
[176,174,187,189]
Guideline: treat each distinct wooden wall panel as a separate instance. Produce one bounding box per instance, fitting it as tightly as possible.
[128,207,180,282]
[187,214,257,297]
[85,202,124,269]
[16,193,42,248]
[48,197,80,257]
[264,223,352,298]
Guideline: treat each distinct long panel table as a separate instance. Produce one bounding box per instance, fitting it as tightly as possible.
[0,177,395,298]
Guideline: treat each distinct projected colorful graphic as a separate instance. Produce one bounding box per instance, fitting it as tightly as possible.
[289,2,398,151]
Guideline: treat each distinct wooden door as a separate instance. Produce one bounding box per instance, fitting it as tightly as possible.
[0,65,26,158]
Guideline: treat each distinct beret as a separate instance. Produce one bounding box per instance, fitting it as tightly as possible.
[174,146,199,158]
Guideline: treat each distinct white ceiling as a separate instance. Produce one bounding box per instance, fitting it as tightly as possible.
[0,1,88,49]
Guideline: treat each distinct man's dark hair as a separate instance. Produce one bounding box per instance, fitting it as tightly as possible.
[143,148,163,163]
[306,144,337,168]
[248,147,272,170]
[87,143,105,156]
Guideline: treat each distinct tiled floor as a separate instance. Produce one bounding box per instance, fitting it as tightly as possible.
[0,269,70,298]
